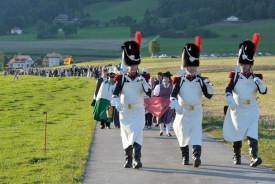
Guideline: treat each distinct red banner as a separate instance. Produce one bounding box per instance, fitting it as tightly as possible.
[144,97,170,118]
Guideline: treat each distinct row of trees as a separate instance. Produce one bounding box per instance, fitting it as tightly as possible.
[0,53,4,71]
[129,10,219,38]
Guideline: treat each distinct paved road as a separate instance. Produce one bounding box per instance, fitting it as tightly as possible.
[83,125,275,184]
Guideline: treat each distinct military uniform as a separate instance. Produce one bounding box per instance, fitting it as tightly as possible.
[111,39,151,169]
[170,38,213,167]
[223,35,267,167]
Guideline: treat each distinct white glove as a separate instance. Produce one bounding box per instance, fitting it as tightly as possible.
[110,97,123,111]
[203,78,214,95]
[138,76,151,92]
[169,98,183,115]
[254,77,267,93]
[226,95,237,111]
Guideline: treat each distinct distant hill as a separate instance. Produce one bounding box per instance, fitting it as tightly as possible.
[1,0,274,36]
[84,0,158,22]
[1,0,275,59]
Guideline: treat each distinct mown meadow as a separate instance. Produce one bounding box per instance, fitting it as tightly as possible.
[0,76,96,183]
[0,56,274,183]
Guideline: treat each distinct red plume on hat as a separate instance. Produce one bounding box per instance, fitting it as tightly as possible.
[195,36,202,53]
[252,33,260,54]
[135,32,141,52]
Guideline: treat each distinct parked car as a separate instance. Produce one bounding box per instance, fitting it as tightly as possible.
[170,55,178,58]
[265,52,271,56]
[159,54,168,58]
[257,52,263,56]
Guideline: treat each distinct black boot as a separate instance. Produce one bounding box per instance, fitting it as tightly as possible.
[248,137,262,167]
[106,122,111,129]
[192,145,201,168]
[233,141,242,165]
[100,120,105,129]
[180,146,189,165]
[123,145,133,168]
[132,142,142,169]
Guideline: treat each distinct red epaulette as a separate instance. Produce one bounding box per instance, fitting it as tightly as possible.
[172,77,180,85]
[228,71,235,78]
[142,73,151,82]
[114,74,123,84]
[254,73,263,80]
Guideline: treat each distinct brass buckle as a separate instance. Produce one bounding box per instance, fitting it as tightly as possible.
[128,104,133,109]
[189,105,194,110]
[245,100,250,104]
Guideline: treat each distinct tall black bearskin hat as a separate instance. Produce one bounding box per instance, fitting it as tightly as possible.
[182,36,201,68]
[121,32,141,66]
[238,33,260,65]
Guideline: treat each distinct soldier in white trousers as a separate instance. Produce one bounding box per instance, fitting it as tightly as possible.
[223,34,267,167]
[111,40,151,169]
[170,37,213,167]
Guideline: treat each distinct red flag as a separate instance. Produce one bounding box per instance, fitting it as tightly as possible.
[144,97,170,118]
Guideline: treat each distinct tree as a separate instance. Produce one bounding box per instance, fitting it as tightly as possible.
[148,41,160,56]
[63,23,78,36]
[34,57,43,67]
[0,52,4,71]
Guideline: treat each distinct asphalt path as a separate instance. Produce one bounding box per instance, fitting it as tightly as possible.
[83,124,275,184]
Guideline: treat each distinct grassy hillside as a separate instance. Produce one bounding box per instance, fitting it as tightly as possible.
[202,19,275,53]
[84,0,159,22]
[1,2,275,59]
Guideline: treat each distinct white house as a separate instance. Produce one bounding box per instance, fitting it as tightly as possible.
[55,14,69,22]
[7,55,34,69]
[225,16,239,22]
[43,52,62,67]
[11,27,23,35]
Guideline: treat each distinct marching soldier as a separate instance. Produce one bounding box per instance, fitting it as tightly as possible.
[170,37,213,167]
[223,33,267,167]
[111,35,151,169]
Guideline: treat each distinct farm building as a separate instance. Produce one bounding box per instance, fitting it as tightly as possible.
[43,52,74,67]
[11,27,23,35]
[225,16,239,22]
[7,55,34,69]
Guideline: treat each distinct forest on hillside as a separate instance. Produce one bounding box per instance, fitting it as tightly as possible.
[132,0,275,37]
[0,0,274,38]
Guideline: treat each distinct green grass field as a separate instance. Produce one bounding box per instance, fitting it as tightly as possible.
[0,56,274,183]
[0,76,96,183]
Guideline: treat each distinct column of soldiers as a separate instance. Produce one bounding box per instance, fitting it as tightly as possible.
[91,33,267,169]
